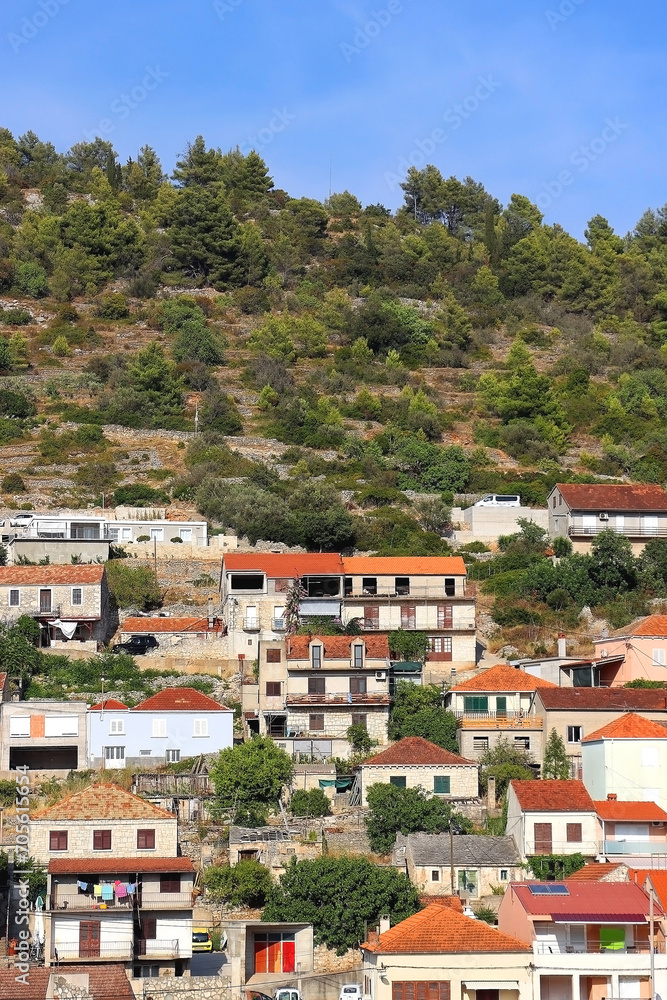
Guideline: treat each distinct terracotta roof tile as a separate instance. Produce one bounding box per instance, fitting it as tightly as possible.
[123,616,224,633]
[88,698,129,711]
[0,565,105,585]
[31,783,175,820]
[535,688,667,711]
[510,779,596,812]
[582,712,667,742]
[0,964,134,1000]
[566,863,626,882]
[48,857,193,874]
[557,483,667,511]
[287,634,389,659]
[362,736,475,767]
[131,687,229,712]
[511,880,661,919]
[641,871,667,911]
[224,553,344,576]
[629,615,667,637]
[452,664,557,692]
[595,799,667,821]
[362,902,530,954]
[343,556,467,575]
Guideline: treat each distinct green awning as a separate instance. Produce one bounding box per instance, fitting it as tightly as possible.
[391,661,423,672]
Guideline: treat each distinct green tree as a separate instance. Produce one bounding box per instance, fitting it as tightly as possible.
[199,385,243,435]
[542,729,570,780]
[388,681,459,752]
[104,561,161,611]
[203,860,272,907]
[170,186,243,288]
[346,723,373,754]
[289,788,331,817]
[365,783,473,854]
[262,855,419,954]
[478,737,534,799]
[172,318,225,366]
[210,736,294,824]
[388,630,430,663]
[0,618,41,681]
[589,529,638,594]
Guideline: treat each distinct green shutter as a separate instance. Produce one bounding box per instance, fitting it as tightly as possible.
[464,696,489,712]
[434,775,450,794]
[390,776,407,788]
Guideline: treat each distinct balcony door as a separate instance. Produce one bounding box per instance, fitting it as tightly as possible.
[79,920,101,958]
[39,589,52,613]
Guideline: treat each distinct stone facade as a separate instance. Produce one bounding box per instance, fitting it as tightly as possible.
[134,976,230,1000]
[31,815,178,863]
[0,565,112,646]
[359,762,479,806]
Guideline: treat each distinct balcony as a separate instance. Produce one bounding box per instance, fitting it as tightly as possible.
[535,941,663,955]
[345,587,464,599]
[242,618,261,632]
[526,840,599,855]
[53,941,134,962]
[569,524,667,538]
[50,890,193,911]
[456,712,543,730]
[272,618,286,631]
[286,693,390,706]
[604,839,667,855]
[135,938,180,958]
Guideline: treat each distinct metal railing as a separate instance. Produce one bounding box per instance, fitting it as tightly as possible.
[535,942,663,955]
[286,693,390,705]
[344,587,464,599]
[272,618,286,630]
[604,840,667,855]
[53,941,134,961]
[526,841,599,855]
[456,712,543,729]
[242,618,261,630]
[135,938,180,958]
[569,525,667,538]
[50,890,193,911]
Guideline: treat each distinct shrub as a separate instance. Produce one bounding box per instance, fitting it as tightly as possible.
[1,307,32,326]
[14,261,48,298]
[105,560,161,610]
[1,473,25,493]
[113,484,169,506]
[289,789,331,817]
[96,293,130,319]
[170,536,183,543]
[52,335,71,357]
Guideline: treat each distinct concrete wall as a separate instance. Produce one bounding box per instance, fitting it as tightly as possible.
[0,700,89,773]
[457,725,542,763]
[360,763,479,806]
[8,537,110,564]
[582,737,667,808]
[456,506,549,544]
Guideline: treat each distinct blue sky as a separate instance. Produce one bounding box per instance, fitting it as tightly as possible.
[0,0,665,239]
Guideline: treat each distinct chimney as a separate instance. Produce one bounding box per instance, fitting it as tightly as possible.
[557,634,567,659]
[487,775,496,811]
[366,930,379,946]
[607,793,617,801]
[379,914,391,935]
[208,597,214,629]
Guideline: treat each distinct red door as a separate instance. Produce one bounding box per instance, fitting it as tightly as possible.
[254,936,269,974]
[79,921,100,958]
[283,937,295,973]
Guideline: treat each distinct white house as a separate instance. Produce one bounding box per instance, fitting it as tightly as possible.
[506,779,599,859]
[87,687,234,769]
[581,712,667,809]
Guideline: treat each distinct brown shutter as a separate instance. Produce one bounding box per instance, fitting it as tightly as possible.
[566,823,582,843]
[534,822,553,854]
[364,606,379,629]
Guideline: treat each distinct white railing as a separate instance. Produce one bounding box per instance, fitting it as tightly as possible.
[53,941,133,961]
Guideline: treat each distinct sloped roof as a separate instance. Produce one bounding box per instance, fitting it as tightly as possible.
[510,779,596,812]
[640,870,667,911]
[535,687,667,711]
[362,736,475,767]
[131,687,229,712]
[511,880,660,920]
[224,553,344,575]
[31,783,175,820]
[88,698,129,711]
[0,965,134,1000]
[343,556,467,575]
[123,616,224,633]
[566,863,628,882]
[398,832,520,867]
[287,634,389,659]
[557,483,667,512]
[0,565,104,585]
[48,857,193,874]
[362,902,530,954]
[627,615,667,637]
[595,799,667,821]
[582,712,667,742]
[452,664,557,692]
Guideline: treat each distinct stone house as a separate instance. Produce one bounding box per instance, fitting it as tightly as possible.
[393,832,522,898]
[32,783,194,980]
[0,699,89,774]
[0,564,111,648]
[0,965,135,1000]
[358,736,479,807]
[119,614,226,655]
[229,826,322,877]
[506,779,599,860]
[548,482,667,554]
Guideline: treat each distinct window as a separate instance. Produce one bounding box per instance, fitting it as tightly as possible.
[514,736,530,750]
[395,576,410,596]
[9,717,30,737]
[434,775,450,794]
[179,528,192,542]
[9,589,19,607]
[437,604,453,628]
[392,984,450,1000]
[363,605,379,630]
[273,607,285,628]
[566,823,582,843]
[165,749,180,763]
[151,719,167,738]
[149,528,163,541]
[429,636,452,660]
[160,876,180,893]
[496,696,507,715]
[352,645,363,669]
[463,696,488,713]
[140,749,153,757]
[567,725,583,743]
[104,745,125,761]
[266,682,281,696]
[50,830,67,851]
[137,829,156,850]
[653,648,666,666]
[121,527,131,540]
[351,713,367,729]
[93,830,112,851]
[458,870,478,896]
[230,574,264,591]
[45,716,78,737]
[643,747,659,767]
[274,578,290,593]
[390,776,407,788]
[499,869,509,881]
[431,870,440,882]
[109,719,125,735]
[309,714,324,731]
[308,675,326,695]
[193,718,209,737]
[266,648,281,662]
[401,605,416,629]
[71,587,82,606]
[311,645,322,669]
[362,577,377,595]
[108,528,120,542]
[473,736,489,751]
[444,577,456,597]
[350,675,367,694]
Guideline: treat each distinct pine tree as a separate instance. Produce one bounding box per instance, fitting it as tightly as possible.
[542,728,571,780]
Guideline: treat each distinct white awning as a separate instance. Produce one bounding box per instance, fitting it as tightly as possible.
[299,600,341,616]
[464,983,520,992]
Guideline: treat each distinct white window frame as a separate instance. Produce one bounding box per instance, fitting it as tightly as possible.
[38,587,53,612]
[140,749,152,756]
[9,588,20,608]
[652,648,666,666]
[193,718,209,738]
[642,747,659,767]
[150,527,163,541]
[109,719,125,735]
[45,716,78,737]
[567,725,583,744]
[151,718,167,738]
[71,587,83,607]
[108,527,120,542]
[10,716,30,737]
[103,745,125,761]
[179,528,192,542]
[121,527,132,540]
[499,868,509,881]
[166,749,181,763]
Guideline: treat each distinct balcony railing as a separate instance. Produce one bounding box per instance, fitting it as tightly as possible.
[526,841,599,855]
[569,524,667,538]
[361,619,474,631]
[53,941,134,961]
[345,587,464,599]
[535,941,663,955]
[50,890,193,911]
[272,618,286,631]
[456,712,543,729]
[286,693,390,706]
[242,618,261,632]
[135,938,180,958]
[604,840,667,855]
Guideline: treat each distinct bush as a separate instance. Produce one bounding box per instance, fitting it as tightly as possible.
[203,860,272,907]
[52,335,71,357]
[105,560,161,610]
[289,788,331,817]
[1,473,25,493]
[0,307,32,326]
[112,484,169,506]
[96,293,130,319]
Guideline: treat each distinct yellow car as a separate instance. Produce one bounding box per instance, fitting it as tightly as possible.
[192,929,213,953]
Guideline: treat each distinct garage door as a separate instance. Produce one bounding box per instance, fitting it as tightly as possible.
[9,747,78,770]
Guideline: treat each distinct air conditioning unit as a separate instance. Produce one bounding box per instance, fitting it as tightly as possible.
[599,512,609,521]
[600,649,608,658]
[375,670,387,680]
[652,821,664,828]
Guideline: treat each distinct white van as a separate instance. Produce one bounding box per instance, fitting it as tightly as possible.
[473,494,521,507]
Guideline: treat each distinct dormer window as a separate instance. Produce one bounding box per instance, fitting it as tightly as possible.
[311,645,322,669]
[352,645,363,669]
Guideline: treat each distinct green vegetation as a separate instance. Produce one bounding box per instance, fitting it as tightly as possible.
[388,681,460,751]
[209,736,294,825]
[289,788,332,817]
[542,729,571,780]
[478,737,535,799]
[105,560,161,610]
[203,861,273,907]
[525,853,586,880]
[365,783,473,854]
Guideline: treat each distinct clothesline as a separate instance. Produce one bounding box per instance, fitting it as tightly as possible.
[76,879,137,900]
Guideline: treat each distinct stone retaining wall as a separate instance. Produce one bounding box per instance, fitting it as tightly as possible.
[136,975,230,1000]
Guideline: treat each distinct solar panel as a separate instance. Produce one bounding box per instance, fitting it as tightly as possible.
[528,884,569,895]
[548,885,570,894]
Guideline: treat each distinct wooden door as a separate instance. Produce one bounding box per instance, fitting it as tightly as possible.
[79,921,100,958]
[39,589,52,612]
[534,822,553,854]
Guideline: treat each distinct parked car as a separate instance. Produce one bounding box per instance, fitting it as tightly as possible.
[192,929,212,953]
[9,513,33,527]
[111,634,159,655]
[473,494,521,507]
[340,987,363,1000]
[275,990,303,1000]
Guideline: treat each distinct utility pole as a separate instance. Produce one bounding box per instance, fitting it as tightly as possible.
[449,820,455,895]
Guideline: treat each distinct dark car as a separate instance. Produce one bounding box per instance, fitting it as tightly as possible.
[112,634,159,655]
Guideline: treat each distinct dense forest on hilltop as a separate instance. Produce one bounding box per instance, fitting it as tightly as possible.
[2,129,667,650]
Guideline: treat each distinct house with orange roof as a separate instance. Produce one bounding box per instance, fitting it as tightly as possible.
[119,614,226,654]
[594,615,667,686]
[506,780,599,860]
[358,736,479,807]
[31,783,194,978]
[594,796,667,865]
[361,902,533,1000]
[446,664,556,764]
[548,482,667,554]
[498,879,667,1000]
[582,713,667,811]
[87,686,233,769]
